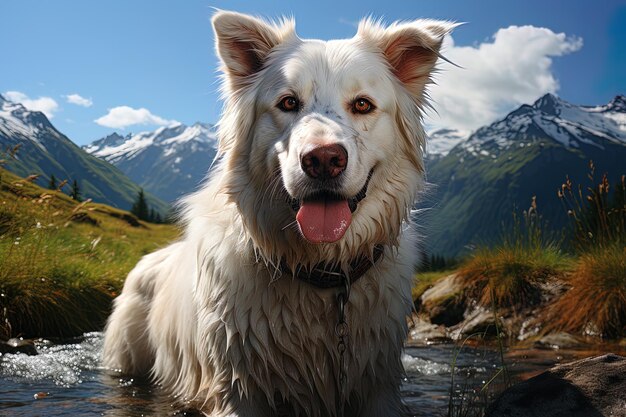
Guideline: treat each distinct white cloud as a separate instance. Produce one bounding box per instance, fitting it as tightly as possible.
[427,25,583,131]
[65,93,93,107]
[3,91,59,119]
[94,106,179,129]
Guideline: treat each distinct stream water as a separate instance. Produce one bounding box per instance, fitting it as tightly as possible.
[0,332,612,416]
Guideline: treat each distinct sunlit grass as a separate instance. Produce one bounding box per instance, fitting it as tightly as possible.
[457,199,571,309]
[458,244,570,309]
[0,168,178,338]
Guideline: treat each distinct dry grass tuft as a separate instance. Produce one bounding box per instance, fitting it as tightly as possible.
[458,199,569,310]
[458,245,565,309]
[548,243,626,338]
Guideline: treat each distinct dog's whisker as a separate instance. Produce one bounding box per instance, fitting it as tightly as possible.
[281,219,298,231]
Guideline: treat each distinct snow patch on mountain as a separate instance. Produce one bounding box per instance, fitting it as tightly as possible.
[460,94,626,156]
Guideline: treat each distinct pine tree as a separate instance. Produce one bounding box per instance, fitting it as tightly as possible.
[131,188,149,221]
[48,174,57,190]
[70,179,81,201]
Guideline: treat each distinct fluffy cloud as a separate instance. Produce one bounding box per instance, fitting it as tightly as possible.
[95,106,179,129]
[3,91,59,119]
[427,25,583,131]
[65,93,93,107]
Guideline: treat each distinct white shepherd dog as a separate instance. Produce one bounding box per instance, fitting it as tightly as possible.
[103,10,453,417]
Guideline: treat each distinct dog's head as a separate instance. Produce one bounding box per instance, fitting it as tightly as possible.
[211,11,453,265]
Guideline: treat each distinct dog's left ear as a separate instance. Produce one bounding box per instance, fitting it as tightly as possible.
[212,11,294,91]
[359,19,456,97]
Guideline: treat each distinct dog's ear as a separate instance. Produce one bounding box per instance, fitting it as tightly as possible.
[359,19,456,97]
[212,11,293,89]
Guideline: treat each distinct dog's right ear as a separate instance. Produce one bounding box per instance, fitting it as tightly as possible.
[212,11,293,90]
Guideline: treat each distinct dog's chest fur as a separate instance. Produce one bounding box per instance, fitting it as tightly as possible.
[185,210,415,416]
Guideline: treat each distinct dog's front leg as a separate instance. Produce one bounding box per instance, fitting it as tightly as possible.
[357,384,406,417]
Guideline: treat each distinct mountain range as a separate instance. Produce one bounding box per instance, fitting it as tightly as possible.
[83,123,218,202]
[0,94,168,215]
[424,93,626,256]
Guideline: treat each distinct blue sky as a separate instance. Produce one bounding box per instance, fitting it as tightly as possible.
[1,0,624,145]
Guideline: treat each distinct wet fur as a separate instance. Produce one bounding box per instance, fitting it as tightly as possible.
[103,11,453,417]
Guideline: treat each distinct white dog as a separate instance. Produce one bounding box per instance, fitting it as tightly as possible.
[103,11,453,417]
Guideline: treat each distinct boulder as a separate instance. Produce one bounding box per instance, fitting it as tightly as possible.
[449,308,502,340]
[485,354,626,417]
[408,316,449,344]
[420,274,466,326]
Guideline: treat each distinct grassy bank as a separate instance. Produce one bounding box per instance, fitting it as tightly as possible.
[0,168,179,338]
[414,167,626,340]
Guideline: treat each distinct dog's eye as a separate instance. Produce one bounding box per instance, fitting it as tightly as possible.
[352,98,375,114]
[278,96,299,112]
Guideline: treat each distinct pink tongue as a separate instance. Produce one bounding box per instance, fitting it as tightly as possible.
[296,199,352,244]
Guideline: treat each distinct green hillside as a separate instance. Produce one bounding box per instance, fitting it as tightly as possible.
[0,168,179,338]
[2,139,169,216]
[425,140,626,257]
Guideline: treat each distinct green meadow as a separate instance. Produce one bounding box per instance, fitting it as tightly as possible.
[0,168,179,339]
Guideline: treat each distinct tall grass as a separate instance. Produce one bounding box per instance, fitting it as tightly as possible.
[447,321,512,417]
[549,163,626,338]
[558,161,626,250]
[0,168,178,339]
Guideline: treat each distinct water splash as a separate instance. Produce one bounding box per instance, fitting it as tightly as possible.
[402,352,450,375]
[0,332,103,387]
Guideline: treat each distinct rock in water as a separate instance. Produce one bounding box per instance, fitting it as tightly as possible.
[0,338,38,355]
[485,354,626,417]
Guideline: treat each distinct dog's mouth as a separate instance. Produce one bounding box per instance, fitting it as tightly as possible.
[289,170,373,244]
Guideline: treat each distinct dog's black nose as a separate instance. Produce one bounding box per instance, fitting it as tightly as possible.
[301,144,348,179]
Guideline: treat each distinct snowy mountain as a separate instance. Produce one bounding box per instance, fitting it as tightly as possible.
[459,93,626,156]
[84,123,218,202]
[0,94,169,214]
[0,94,56,152]
[424,94,626,257]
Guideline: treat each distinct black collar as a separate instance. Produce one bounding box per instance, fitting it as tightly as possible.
[280,244,385,289]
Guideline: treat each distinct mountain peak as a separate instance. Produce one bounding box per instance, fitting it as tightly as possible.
[607,95,626,112]
[532,93,564,115]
